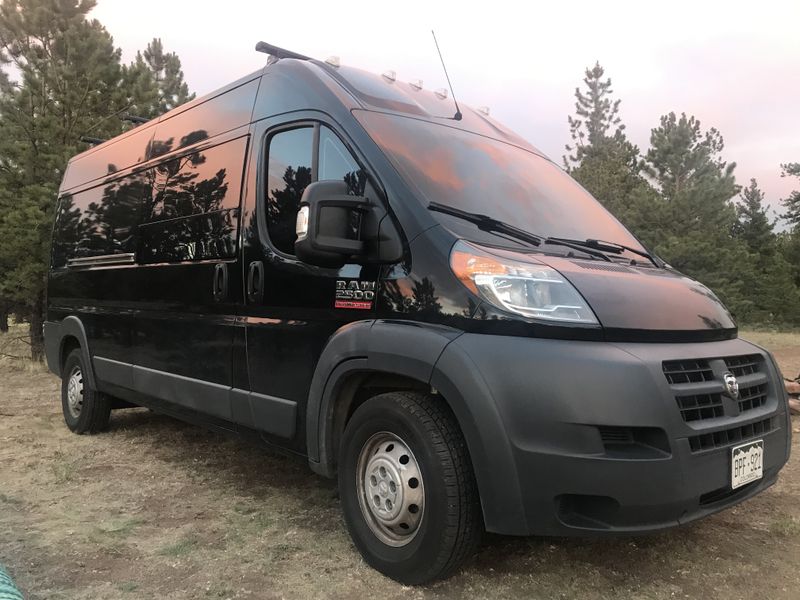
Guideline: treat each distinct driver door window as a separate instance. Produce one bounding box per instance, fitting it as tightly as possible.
[265,124,363,255]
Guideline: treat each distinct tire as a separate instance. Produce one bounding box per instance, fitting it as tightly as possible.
[338,391,482,584]
[61,348,111,434]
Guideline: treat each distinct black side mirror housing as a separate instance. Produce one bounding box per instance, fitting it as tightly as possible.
[294,180,403,268]
[294,180,369,267]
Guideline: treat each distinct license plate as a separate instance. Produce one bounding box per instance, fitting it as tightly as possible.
[731,440,764,489]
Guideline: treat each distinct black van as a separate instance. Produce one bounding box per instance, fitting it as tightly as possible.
[44,43,791,584]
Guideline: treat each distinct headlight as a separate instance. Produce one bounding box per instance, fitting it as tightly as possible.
[450,241,599,324]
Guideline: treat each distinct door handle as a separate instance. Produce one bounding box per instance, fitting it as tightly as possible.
[247,260,264,303]
[213,263,228,302]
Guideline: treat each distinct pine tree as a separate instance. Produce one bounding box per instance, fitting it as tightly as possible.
[135,37,194,116]
[563,63,658,237]
[781,162,800,227]
[0,2,193,357]
[564,62,626,167]
[735,179,774,253]
[732,179,800,324]
[779,231,800,289]
[0,0,129,357]
[642,112,757,320]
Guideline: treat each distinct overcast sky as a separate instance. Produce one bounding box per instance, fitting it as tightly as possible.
[92,0,799,225]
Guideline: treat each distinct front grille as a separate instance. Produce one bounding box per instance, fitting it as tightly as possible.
[664,353,770,424]
[676,393,724,422]
[724,354,760,377]
[688,417,775,452]
[738,383,768,413]
[663,359,714,384]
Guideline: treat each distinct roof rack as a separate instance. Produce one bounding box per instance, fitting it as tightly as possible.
[255,41,311,61]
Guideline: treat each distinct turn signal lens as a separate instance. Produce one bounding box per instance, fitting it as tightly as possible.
[450,241,599,324]
[295,206,309,240]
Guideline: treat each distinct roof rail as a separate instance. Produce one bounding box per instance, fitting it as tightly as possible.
[79,135,106,146]
[123,114,150,125]
[255,41,311,61]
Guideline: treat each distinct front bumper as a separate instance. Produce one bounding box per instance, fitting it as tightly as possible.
[436,334,791,536]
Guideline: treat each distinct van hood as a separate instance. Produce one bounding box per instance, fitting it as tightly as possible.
[533,254,736,336]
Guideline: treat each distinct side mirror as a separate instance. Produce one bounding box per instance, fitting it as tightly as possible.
[294,181,370,268]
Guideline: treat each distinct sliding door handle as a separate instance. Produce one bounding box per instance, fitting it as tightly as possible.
[212,263,228,302]
[247,260,264,303]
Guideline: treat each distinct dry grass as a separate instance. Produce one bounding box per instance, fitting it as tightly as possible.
[739,329,800,380]
[0,326,798,599]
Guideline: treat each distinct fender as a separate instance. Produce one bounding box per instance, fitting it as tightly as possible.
[430,338,528,534]
[306,318,526,534]
[306,319,461,473]
[43,316,97,389]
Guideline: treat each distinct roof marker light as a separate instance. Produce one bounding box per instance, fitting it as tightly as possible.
[325,56,340,68]
[434,88,448,99]
[477,106,490,116]
[382,70,397,82]
[409,79,423,90]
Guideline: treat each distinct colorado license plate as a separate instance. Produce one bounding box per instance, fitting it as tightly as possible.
[731,440,764,489]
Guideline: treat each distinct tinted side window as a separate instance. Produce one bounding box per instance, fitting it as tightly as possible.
[266,127,313,255]
[52,172,149,267]
[138,136,248,263]
[265,125,364,255]
[146,139,244,222]
[60,124,155,192]
[319,126,359,182]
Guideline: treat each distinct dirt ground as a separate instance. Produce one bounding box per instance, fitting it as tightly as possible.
[1,327,798,600]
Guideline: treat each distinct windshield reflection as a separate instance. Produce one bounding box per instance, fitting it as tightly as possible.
[355,111,643,251]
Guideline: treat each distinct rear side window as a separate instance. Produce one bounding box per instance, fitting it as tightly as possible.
[138,136,248,263]
[265,125,364,255]
[51,172,148,267]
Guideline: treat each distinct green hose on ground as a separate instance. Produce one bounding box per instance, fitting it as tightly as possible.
[0,565,23,600]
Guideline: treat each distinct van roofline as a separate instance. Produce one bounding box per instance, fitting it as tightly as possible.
[68,67,266,165]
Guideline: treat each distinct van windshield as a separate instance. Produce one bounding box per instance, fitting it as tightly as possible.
[355,110,644,252]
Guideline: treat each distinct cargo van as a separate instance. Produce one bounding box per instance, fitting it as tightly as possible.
[44,43,791,584]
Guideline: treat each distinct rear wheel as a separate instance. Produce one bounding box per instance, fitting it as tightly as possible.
[338,391,481,584]
[61,349,111,434]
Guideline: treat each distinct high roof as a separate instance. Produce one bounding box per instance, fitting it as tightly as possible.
[316,61,540,155]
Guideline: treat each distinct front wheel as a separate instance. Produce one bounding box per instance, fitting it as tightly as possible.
[338,391,481,584]
[61,348,111,434]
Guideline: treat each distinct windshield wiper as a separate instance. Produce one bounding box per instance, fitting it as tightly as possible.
[428,203,615,261]
[428,202,543,248]
[539,238,611,262]
[547,237,662,267]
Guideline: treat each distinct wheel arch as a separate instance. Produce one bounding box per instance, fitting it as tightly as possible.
[306,319,527,534]
[45,316,97,388]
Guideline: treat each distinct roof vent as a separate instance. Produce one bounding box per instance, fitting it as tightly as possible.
[325,56,341,68]
[382,70,397,83]
[477,106,490,116]
[409,79,423,90]
[434,88,448,99]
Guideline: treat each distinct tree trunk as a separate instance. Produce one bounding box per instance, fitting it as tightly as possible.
[29,292,44,361]
[0,302,8,333]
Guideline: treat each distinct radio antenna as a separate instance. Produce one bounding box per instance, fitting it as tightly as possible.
[431,30,462,121]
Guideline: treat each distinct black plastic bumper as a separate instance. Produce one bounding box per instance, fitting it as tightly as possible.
[432,334,792,536]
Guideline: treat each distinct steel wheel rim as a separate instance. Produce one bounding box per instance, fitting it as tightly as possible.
[66,365,84,419]
[355,431,425,547]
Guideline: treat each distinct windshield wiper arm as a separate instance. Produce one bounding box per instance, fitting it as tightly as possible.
[542,238,612,262]
[428,202,543,248]
[547,237,661,267]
